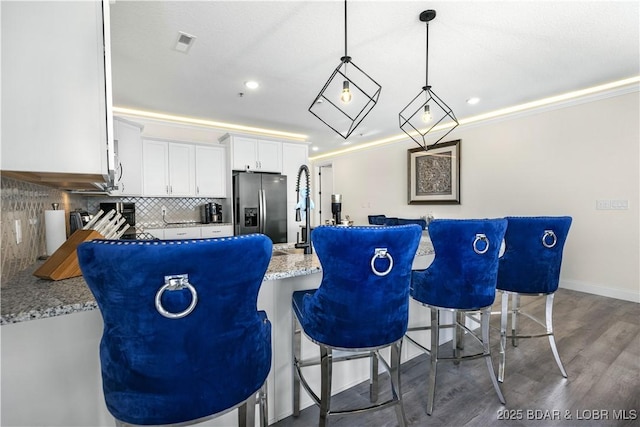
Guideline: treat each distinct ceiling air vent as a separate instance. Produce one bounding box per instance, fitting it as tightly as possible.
[174,31,196,53]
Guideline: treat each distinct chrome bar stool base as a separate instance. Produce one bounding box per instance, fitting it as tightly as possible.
[293,314,407,427]
[498,291,567,383]
[406,305,506,415]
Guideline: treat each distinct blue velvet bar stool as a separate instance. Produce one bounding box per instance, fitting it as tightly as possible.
[367,214,386,225]
[406,218,508,415]
[397,218,428,230]
[496,216,572,382]
[77,235,273,427]
[292,225,422,427]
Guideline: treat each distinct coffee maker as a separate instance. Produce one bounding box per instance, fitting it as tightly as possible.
[211,202,222,223]
[200,202,223,223]
[331,194,342,225]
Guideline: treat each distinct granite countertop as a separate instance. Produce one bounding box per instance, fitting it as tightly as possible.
[1,233,433,325]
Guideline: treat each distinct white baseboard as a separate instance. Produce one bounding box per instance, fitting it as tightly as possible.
[560,279,639,303]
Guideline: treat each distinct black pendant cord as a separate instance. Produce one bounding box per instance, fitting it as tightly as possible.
[344,0,348,58]
[425,20,429,89]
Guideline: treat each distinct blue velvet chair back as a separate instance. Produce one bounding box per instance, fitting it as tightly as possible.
[77,235,273,426]
[397,218,427,230]
[411,219,508,310]
[497,216,572,294]
[368,214,386,225]
[383,217,399,226]
[296,225,422,349]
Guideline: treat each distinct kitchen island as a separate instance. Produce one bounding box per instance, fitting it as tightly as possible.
[1,234,433,426]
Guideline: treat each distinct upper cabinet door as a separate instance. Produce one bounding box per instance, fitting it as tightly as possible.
[112,118,143,196]
[167,143,195,196]
[230,136,259,172]
[0,1,112,177]
[142,139,169,196]
[195,145,226,198]
[256,140,282,173]
[226,135,283,173]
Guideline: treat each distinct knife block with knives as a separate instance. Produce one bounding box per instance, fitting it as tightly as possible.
[33,209,130,281]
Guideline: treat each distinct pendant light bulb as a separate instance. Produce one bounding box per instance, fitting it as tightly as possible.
[421,104,432,123]
[340,80,352,104]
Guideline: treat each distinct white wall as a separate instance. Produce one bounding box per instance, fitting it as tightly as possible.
[312,90,639,302]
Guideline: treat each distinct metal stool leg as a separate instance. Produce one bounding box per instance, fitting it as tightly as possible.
[319,345,333,427]
[390,340,407,427]
[545,293,568,378]
[482,308,506,404]
[238,391,257,427]
[499,291,509,383]
[511,293,520,347]
[427,307,439,415]
[259,382,268,427]
[292,314,302,417]
[370,351,379,403]
[453,311,464,365]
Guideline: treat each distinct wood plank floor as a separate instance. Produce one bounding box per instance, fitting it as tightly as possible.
[273,289,640,426]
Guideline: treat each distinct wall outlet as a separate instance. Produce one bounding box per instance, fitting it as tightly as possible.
[596,199,629,210]
[610,200,629,210]
[161,206,167,216]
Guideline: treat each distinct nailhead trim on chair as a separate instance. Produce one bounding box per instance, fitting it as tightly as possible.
[87,234,263,246]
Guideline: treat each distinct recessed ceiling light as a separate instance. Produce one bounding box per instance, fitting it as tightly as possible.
[312,146,319,151]
[244,81,259,90]
[466,97,480,105]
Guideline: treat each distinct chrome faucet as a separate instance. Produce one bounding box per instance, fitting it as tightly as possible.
[294,164,313,255]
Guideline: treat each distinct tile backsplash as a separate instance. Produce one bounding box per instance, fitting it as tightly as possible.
[1,176,228,283]
[1,176,86,282]
[87,196,227,230]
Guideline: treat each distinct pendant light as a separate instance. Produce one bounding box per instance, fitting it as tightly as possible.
[309,0,382,139]
[399,10,458,150]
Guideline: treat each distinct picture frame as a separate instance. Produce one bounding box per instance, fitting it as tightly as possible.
[408,139,461,204]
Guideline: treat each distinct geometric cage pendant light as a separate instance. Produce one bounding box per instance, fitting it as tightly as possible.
[309,0,382,139]
[399,10,458,151]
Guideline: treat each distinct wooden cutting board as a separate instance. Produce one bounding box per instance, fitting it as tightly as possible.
[33,229,104,281]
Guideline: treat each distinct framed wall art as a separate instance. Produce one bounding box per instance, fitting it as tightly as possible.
[407,139,461,204]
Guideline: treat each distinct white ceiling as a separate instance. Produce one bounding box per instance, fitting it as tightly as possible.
[110,1,640,155]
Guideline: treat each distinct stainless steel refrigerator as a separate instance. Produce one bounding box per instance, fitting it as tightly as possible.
[233,172,288,243]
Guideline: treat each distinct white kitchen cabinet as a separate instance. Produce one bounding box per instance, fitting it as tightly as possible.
[223,135,282,173]
[168,143,195,196]
[111,117,143,196]
[147,225,233,240]
[200,225,234,238]
[163,227,201,240]
[195,145,226,197]
[142,139,195,197]
[0,1,113,181]
[142,139,170,196]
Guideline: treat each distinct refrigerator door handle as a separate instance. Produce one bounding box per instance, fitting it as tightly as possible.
[259,189,266,234]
